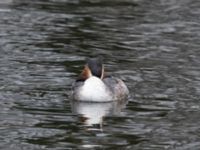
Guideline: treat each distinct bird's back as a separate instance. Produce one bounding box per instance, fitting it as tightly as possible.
[103,76,129,100]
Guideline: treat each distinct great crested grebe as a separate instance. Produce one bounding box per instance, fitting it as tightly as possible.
[72,57,129,102]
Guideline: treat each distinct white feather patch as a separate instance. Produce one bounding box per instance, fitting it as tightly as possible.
[78,76,112,102]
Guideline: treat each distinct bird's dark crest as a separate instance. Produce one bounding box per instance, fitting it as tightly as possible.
[87,57,103,78]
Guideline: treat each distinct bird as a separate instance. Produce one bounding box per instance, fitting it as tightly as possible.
[72,57,129,102]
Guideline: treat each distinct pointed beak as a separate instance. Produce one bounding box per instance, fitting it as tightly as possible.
[100,65,104,79]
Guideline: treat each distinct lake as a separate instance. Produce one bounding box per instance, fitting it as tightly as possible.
[0,0,200,149]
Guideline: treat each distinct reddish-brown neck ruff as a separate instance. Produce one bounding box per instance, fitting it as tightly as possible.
[77,65,92,81]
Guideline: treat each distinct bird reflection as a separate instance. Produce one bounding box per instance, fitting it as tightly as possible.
[71,99,128,130]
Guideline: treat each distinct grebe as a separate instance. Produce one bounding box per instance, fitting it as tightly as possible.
[72,57,129,102]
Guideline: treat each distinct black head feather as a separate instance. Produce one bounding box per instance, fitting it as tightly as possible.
[87,57,103,78]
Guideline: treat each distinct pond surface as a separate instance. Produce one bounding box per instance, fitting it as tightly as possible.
[1,0,200,149]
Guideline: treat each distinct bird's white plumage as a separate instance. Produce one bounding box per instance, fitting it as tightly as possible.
[77,76,112,102]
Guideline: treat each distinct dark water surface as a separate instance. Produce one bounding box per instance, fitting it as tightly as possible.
[1,0,200,149]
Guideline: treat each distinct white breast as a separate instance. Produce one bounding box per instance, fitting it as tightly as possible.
[78,76,112,102]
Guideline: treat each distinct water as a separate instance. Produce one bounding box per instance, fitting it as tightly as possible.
[0,0,200,149]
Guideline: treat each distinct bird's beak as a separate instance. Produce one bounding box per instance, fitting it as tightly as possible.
[100,65,104,79]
